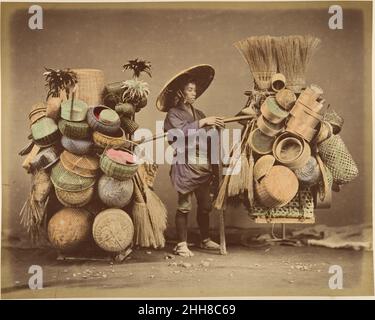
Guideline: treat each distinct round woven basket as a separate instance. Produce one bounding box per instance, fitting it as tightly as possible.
[93,128,127,149]
[294,156,321,186]
[318,134,358,185]
[255,165,299,208]
[51,161,96,192]
[29,102,47,125]
[260,97,289,124]
[73,69,105,106]
[249,128,275,155]
[48,208,92,251]
[275,89,296,111]
[92,208,134,253]
[58,119,91,139]
[87,106,121,135]
[286,116,318,142]
[121,117,139,135]
[60,150,99,178]
[31,117,60,147]
[98,175,134,208]
[253,155,275,182]
[273,133,311,170]
[55,187,94,208]
[100,149,138,181]
[29,146,60,172]
[61,99,89,122]
[271,73,286,92]
[61,136,93,155]
[257,115,284,137]
[115,103,136,117]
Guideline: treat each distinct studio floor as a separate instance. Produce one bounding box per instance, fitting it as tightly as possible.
[1,243,373,299]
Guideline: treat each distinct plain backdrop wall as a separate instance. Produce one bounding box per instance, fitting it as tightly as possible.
[1,2,372,241]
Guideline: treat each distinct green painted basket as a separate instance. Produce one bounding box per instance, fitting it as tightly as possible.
[100,150,138,181]
[51,161,96,192]
[61,99,89,122]
[58,119,91,139]
[31,117,60,147]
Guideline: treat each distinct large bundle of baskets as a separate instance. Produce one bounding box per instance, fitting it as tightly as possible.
[19,65,167,256]
[214,35,358,223]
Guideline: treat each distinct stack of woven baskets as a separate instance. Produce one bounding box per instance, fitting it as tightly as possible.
[21,68,146,256]
[231,35,359,223]
[247,80,358,222]
[241,78,358,222]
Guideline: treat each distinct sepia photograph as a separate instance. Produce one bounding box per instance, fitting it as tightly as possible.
[1,0,373,300]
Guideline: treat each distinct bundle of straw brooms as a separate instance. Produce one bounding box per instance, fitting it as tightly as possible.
[234,35,320,94]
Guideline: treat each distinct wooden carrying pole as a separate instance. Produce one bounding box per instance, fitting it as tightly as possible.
[217,128,227,255]
[133,115,254,145]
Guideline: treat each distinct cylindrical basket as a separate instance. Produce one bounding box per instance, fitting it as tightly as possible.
[273,133,311,170]
[73,69,105,106]
[275,89,296,111]
[271,73,286,92]
[256,116,284,137]
[249,128,275,155]
[260,97,289,124]
[60,99,89,122]
[286,116,318,142]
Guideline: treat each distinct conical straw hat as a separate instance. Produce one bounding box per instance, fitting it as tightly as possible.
[156,64,215,112]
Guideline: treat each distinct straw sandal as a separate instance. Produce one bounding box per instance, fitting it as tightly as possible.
[173,242,194,257]
[200,238,220,250]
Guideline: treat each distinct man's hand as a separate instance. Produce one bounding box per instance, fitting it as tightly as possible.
[199,116,225,129]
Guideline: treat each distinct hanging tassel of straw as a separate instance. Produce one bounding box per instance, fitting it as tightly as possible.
[214,121,252,210]
[19,170,51,243]
[132,174,156,248]
[274,35,321,93]
[143,186,167,248]
[234,35,277,90]
[227,125,252,197]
